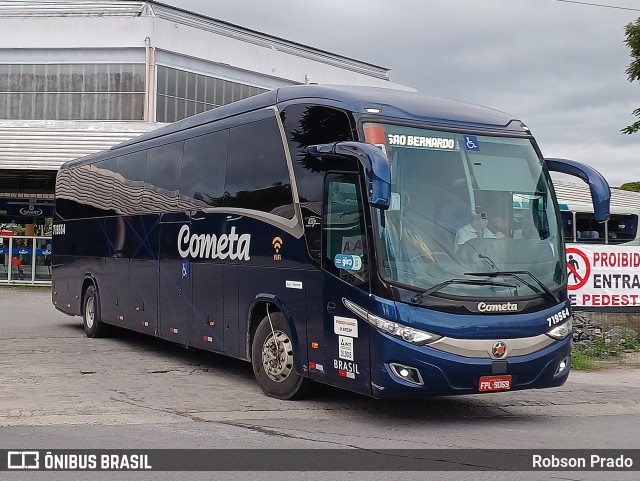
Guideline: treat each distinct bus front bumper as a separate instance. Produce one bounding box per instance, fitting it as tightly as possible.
[369,333,572,399]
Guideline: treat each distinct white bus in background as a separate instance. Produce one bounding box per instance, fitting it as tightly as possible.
[553,179,640,245]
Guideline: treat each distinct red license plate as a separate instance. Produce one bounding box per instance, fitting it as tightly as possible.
[478,375,512,392]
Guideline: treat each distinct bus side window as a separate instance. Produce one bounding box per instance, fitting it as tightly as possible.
[145,141,184,212]
[561,212,574,242]
[575,212,604,242]
[180,130,228,209]
[323,174,369,289]
[607,214,638,244]
[115,150,147,215]
[224,117,294,217]
[281,104,355,260]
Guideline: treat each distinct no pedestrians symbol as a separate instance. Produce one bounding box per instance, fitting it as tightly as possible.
[566,247,590,290]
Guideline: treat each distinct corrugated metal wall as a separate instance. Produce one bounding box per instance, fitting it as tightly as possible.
[0,121,158,170]
[554,179,640,210]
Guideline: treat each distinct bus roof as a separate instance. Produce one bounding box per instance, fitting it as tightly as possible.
[113,85,527,150]
[62,85,529,168]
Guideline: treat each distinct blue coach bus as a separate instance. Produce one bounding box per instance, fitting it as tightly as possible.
[52,85,610,399]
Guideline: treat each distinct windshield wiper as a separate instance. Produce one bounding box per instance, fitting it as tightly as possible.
[464,270,560,304]
[410,278,516,305]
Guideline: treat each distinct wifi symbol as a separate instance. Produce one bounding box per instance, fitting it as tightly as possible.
[272,236,283,253]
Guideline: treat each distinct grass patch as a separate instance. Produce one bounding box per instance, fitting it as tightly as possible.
[571,348,594,370]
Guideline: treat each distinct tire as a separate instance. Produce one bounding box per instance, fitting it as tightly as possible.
[82,285,109,338]
[251,311,309,400]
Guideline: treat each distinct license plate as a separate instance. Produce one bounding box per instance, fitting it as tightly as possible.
[478,375,512,392]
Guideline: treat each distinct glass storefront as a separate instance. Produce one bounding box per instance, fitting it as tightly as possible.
[0,235,51,283]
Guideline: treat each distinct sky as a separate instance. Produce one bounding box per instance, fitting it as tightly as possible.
[172,0,640,187]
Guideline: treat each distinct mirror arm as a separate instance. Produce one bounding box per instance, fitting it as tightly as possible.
[545,157,610,222]
[307,142,391,209]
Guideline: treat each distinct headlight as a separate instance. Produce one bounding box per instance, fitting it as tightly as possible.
[343,298,441,345]
[546,319,573,340]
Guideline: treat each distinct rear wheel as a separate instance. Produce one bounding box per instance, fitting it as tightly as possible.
[251,311,308,400]
[83,285,109,338]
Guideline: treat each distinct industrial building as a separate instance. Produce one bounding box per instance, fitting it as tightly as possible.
[0,0,408,228]
[0,0,409,283]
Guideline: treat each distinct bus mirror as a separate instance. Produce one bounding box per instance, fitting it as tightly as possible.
[307,142,391,209]
[545,157,611,223]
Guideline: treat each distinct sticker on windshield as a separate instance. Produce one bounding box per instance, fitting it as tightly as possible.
[387,134,456,150]
[464,135,480,151]
[334,254,362,271]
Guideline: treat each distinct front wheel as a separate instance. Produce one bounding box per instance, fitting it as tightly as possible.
[251,311,309,400]
[83,285,109,338]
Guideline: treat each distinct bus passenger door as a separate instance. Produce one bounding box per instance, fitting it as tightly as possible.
[158,213,192,345]
[320,173,372,396]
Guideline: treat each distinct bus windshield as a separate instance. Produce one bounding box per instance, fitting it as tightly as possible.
[365,123,565,301]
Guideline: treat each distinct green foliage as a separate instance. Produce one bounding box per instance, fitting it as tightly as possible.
[571,348,593,370]
[583,337,616,358]
[622,19,640,134]
[572,329,640,370]
[619,181,640,192]
[621,329,640,351]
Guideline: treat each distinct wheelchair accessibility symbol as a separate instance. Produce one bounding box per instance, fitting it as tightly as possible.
[464,135,480,151]
[182,261,189,279]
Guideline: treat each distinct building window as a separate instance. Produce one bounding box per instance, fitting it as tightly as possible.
[156,66,267,123]
[0,64,145,121]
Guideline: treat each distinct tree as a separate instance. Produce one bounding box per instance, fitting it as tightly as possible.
[622,18,640,134]
[619,181,640,192]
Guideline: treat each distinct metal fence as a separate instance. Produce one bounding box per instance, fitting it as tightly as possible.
[0,235,52,284]
[572,308,640,367]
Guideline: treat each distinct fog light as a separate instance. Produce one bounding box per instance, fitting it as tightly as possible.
[555,357,570,376]
[389,363,424,386]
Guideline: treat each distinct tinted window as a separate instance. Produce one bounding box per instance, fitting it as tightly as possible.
[323,173,369,289]
[180,130,228,209]
[575,213,604,242]
[561,212,574,242]
[55,159,118,219]
[281,104,355,258]
[116,150,147,215]
[607,214,638,244]
[89,158,117,215]
[282,104,355,203]
[224,117,293,217]
[144,141,184,211]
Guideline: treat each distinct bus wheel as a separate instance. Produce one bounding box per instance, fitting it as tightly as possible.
[83,285,108,338]
[251,311,308,400]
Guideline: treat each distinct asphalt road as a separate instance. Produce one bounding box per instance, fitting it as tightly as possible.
[1,286,640,481]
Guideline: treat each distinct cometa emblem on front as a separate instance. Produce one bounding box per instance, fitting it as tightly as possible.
[492,341,507,359]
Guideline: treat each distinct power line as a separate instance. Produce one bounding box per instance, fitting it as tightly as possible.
[551,0,640,12]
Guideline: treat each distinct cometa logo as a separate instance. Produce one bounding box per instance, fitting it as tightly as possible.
[177,225,251,260]
[477,302,519,313]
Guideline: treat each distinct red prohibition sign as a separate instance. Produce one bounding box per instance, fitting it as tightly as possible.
[566,247,590,290]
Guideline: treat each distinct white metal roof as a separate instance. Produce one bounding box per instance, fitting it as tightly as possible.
[0,120,157,171]
[553,179,640,212]
[0,0,391,79]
